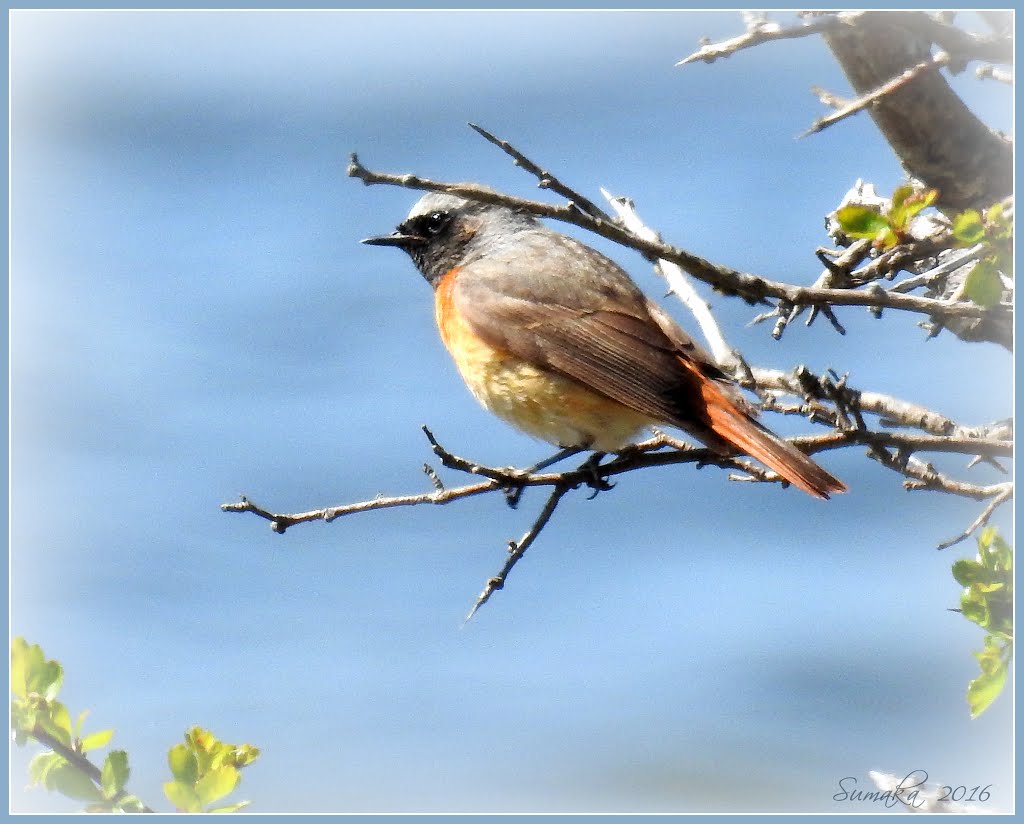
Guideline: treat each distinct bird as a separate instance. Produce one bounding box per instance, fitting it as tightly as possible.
[362,192,847,499]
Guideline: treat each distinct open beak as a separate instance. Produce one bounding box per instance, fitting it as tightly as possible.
[360,231,425,248]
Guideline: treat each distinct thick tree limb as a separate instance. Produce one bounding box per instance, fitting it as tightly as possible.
[817,12,1012,210]
[681,11,1013,209]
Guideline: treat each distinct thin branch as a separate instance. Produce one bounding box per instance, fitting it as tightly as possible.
[220,481,501,534]
[802,52,950,137]
[751,365,1010,439]
[224,427,1010,527]
[347,151,1004,327]
[809,84,853,111]
[914,14,1013,66]
[792,430,1011,460]
[464,482,571,623]
[677,13,840,65]
[599,188,751,379]
[889,245,987,294]
[975,63,1013,84]
[936,485,1014,551]
[468,122,611,222]
[681,10,1012,72]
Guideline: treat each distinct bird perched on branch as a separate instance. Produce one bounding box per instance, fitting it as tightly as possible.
[364,193,847,499]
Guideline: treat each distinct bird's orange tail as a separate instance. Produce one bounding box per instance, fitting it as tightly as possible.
[696,371,847,499]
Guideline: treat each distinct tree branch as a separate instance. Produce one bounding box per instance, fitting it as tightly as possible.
[801,52,950,137]
[677,12,839,66]
[820,12,1012,210]
[599,187,752,381]
[347,151,1005,330]
[681,11,1013,209]
[464,482,572,623]
[224,358,1012,601]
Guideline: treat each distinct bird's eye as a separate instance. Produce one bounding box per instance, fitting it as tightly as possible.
[425,211,448,235]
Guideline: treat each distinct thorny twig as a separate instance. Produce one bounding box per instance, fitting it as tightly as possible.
[348,152,1006,331]
[224,363,1012,614]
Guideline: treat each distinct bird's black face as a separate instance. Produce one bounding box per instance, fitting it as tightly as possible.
[363,203,477,287]
[398,209,454,243]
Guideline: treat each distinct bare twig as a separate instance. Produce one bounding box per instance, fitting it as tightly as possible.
[464,482,571,623]
[976,63,1013,84]
[599,188,751,380]
[936,484,1014,551]
[468,122,611,222]
[889,245,988,294]
[809,84,853,111]
[681,10,1012,72]
[802,52,950,137]
[677,13,840,65]
[347,151,1004,327]
[750,366,988,437]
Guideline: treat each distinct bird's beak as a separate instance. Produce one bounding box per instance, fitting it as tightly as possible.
[360,231,425,248]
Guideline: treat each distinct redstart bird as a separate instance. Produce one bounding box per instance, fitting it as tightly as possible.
[363,193,847,498]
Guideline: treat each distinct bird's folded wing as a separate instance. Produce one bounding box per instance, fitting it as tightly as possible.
[453,276,709,428]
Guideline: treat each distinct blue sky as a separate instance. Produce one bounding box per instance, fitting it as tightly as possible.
[9,9,1014,814]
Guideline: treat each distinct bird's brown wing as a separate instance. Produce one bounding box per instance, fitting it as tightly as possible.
[452,232,847,498]
[451,257,715,432]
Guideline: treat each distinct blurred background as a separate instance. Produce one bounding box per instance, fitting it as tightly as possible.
[10,9,1013,814]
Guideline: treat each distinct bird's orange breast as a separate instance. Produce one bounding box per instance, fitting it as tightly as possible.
[434,268,653,451]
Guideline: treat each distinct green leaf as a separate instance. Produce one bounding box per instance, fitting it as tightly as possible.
[164,779,203,813]
[38,700,73,746]
[968,645,1009,718]
[10,637,32,698]
[953,209,986,244]
[228,744,261,768]
[889,186,938,229]
[33,659,65,702]
[960,588,989,628]
[196,765,240,806]
[974,637,1006,675]
[47,762,105,802]
[80,728,115,753]
[11,640,64,701]
[980,530,1013,572]
[168,743,199,785]
[952,558,982,587]
[186,727,219,775]
[977,526,998,551]
[11,702,39,736]
[964,260,1003,308]
[74,709,90,738]
[874,227,900,250]
[28,752,65,786]
[952,559,1006,589]
[889,184,915,212]
[101,750,130,798]
[836,205,891,238]
[207,800,252,814]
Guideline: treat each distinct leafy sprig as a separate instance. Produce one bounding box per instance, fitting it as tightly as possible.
[11,638,260,813]
[951,528,1013,718]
